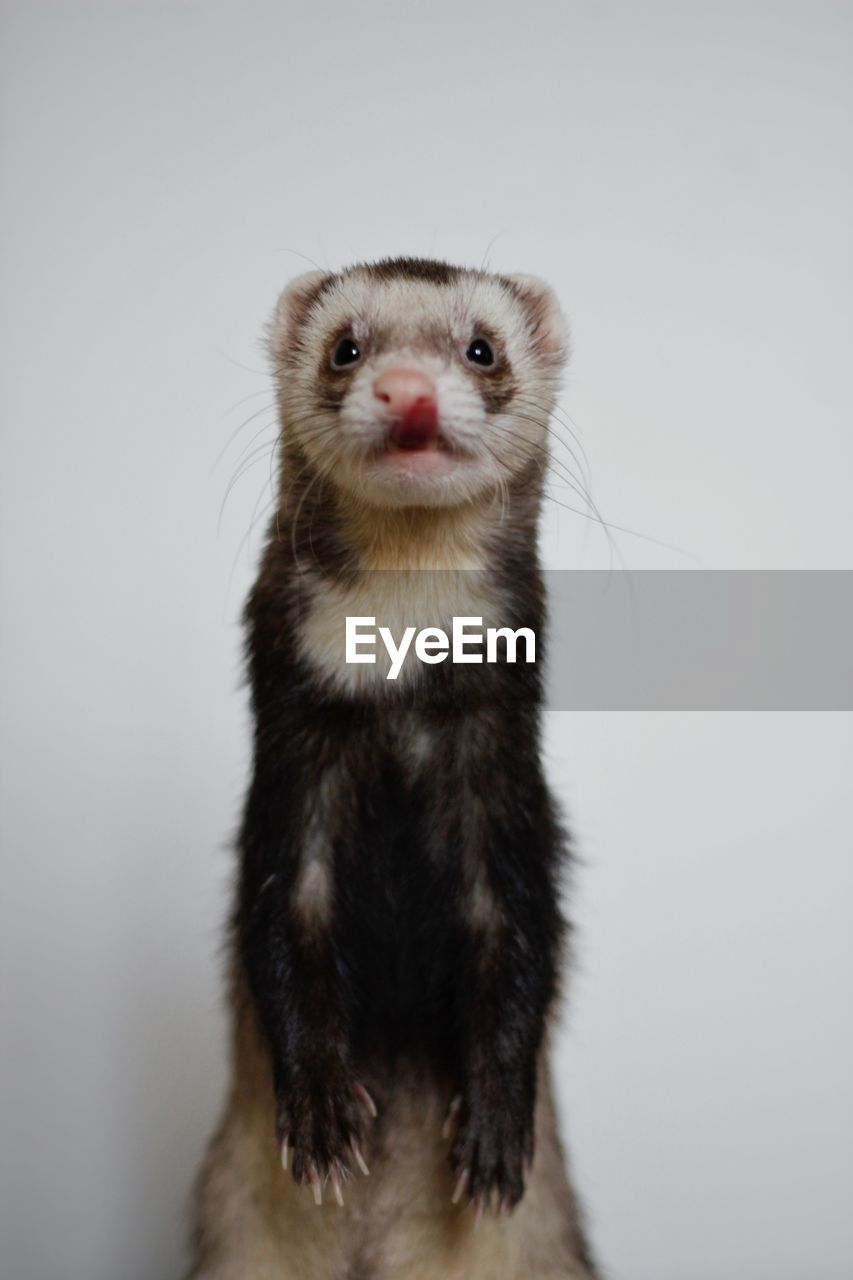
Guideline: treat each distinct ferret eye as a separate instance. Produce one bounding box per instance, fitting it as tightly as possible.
[465,337,495,368]
[331,337,361,369]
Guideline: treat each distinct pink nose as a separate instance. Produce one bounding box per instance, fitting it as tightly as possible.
[373,368,439,449]
[373,367,436,417]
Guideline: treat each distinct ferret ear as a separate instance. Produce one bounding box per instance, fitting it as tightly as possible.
[504,274,569,364]
[273,269,331,350]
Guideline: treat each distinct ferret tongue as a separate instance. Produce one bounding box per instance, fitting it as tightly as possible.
[390,398,439,450]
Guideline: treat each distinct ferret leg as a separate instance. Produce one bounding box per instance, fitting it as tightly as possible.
[432,722,563,1217]
[450,912,558,1217]
[237,732,372,1204]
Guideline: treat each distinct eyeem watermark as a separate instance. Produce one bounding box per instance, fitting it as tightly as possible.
[346,616,536,681]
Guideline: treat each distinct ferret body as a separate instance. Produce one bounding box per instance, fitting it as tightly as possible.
[190,258,596,1279]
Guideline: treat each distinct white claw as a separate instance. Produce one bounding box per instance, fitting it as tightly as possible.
[281,1137,289,1171]
[354,1083,378,1118]
[442,1095,462,1140]
[310,1174,322,1207]
[332,1177,345,1207]
[351,1140,370,1177]
[451,1168,469,1205]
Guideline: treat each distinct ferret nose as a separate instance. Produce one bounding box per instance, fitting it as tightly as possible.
[373,368,439,448]
[373,367,437,415]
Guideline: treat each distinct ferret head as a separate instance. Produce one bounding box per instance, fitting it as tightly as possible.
[270,258,568,510]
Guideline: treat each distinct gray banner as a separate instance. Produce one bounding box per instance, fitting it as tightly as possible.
[544,571,853,710]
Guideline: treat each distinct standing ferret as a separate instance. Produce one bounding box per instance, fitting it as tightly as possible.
[190,258,597,1279]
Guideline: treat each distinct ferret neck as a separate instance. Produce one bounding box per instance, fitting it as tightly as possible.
[338,500,501,571]
[279,449,542,576]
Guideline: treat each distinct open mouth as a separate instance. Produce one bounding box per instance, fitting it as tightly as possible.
[386,433,451,454]
[357,403,477,482]
[374,405,469,467]
[378,429,475,470]
[378,438,459,475]
[387,398,443,452]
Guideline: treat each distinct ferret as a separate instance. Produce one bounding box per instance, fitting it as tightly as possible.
[190,257,597,1279]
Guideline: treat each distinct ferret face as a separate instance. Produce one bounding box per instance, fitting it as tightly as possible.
[270,259,569,510]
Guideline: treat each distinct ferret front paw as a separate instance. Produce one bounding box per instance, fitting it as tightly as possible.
[276,1073,376,1206]
[448,1095,534,1218]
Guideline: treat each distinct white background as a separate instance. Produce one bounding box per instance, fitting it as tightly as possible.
[1,3,852,1278]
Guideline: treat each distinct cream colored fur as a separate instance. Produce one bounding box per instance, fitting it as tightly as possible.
[191,987,593,1280]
